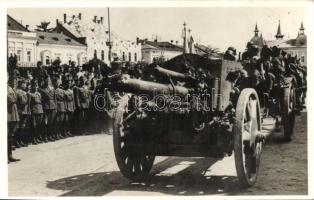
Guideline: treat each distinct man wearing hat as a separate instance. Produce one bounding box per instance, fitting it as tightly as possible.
[7,76,20,162]
[29,79,44,144]
[74,76,90,135]
[271,46,286,87]
[63,79,75,137]
[15,78,31,147]
[38,76,57,141]
[54,77,66,139]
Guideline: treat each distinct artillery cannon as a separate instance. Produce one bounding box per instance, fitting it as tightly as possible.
[103,54,296,188]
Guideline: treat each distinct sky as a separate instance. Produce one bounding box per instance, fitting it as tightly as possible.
[7,7,307,52]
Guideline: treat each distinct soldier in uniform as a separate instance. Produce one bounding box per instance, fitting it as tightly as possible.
[54,77,66,139]
[38,76,57,141]
[74,76,91,135]
[63,79,75,137]
[15,78,31,147]
[271,46,286,88]
[7,76,20,162]
[29,80,44,144]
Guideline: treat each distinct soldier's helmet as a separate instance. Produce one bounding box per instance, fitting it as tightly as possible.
[31,79,38,89]
[246,41,254,49]
[18,78,27,87]
[272,46,281,57]
[227,47,237,55]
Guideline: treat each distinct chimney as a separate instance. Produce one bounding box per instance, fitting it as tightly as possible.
[25,25,29,30]
[63,13,67,23]
[154,38,157,42]
[93,16,97,23]
[72,15,75,19]
[238,52,241,61]
[97,20,101,24]
[56,19,59,25]
[136,37,139,45]
[78,13,82,20]
[175,41,178,45]
[100,17,103,24]
[171,40,173,43]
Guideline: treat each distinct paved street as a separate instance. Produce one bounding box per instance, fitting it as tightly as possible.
[9,112,307,196]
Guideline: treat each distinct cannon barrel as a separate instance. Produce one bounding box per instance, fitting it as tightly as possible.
[154,65,196,82]
[107,74,191,96]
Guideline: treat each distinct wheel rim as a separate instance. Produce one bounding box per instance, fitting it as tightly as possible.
[113,97,155,181]
[234,89,262,187]
[241,96,261,182]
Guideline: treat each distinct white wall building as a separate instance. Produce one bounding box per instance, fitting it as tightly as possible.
[54,13,141,65]
[141,41,183,64]
[36,31,87,66]
[7,15,37,67]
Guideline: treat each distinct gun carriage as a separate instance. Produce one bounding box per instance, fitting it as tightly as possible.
[102,54,296,188]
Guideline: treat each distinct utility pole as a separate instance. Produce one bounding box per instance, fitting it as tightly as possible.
[183,22,187,54]
[106,7,113,64]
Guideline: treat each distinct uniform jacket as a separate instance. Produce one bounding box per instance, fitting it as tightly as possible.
[29,91,44,114]
[55,88,66,112]
[7,86,20,122]
[16,88,31,115]
[75,85,90,109]
[64,89,75,112]
[38,86,57,110]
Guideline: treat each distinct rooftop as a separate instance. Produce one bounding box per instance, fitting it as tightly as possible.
[36,31,86,47]
[143,41,183,52]
[7,15,29,32]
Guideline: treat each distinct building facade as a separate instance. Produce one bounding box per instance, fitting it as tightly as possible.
[53,13,141,65]
[141,40,183,64]
[266,21,307,66]
[36,31,87,66]
[250,21,307,66]
[7,15,37,67]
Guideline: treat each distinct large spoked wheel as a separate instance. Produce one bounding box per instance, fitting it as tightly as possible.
[113,95,155,181]
[234,88,263,188]
[282,82,296,141]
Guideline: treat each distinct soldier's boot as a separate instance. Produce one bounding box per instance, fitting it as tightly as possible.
[47,126,55,142]
[58,124,65,139]
[8,137,20,163]
[31,128,38,145]
[17,130,26,147]
[23,129,30,146]
[14,133,21,148]
[36,127,42,143]
[41,125,48,143]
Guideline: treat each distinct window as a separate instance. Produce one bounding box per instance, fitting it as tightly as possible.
[301,56,305,62]
[45,56,50,65]
[134,53,137,62]
[122,52,125,61]
[129,52,131,62]
[52,37,59,41]
[27,51,31,62]
[16,50,22,62]
[94,49,97,58]
[101,50,105,61]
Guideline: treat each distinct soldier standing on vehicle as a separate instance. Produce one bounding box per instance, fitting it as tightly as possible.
[7,76,20,163]
[29,79,44,144]
[15,78,31,147]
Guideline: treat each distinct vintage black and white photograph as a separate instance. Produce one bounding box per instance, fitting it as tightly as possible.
[2,1,312,198]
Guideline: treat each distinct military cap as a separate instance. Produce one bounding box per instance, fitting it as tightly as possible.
[227,47,237,54]
[18,78,27,86]
[31,79,38,88]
